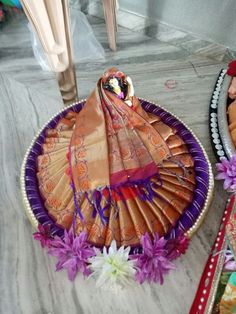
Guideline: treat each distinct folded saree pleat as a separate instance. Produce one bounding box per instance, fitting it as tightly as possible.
[47,176,72,207]
[37,163,68,191]
[125,197,152,238]
[44,174,72,210]
[126,191,166,235]
[36,68,196,247]
[46,128,73,138]
[56,117,76,131]
[170,145,189,156]
[37,150,67,171]
[152,196,181,225]
[166,134,185,148]
[151,120,176,141]
[88,214,108,246]
[45,138,70,145]
[105,206,121,246]
[134,197,171,234]
[38,173,64,199]
[161,154,194,168]
[48,197,74,229]
[159,167,195,184]
[159,180,194,202]
[118,200,140,246]
[152,186,189,214]
[42,142,69,153]
[39,161,68,181]
[160,174,195,191]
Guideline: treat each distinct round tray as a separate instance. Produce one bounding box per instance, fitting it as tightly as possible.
[21,98,214,240]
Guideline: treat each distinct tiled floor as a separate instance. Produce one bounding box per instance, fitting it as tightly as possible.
[0,13,229,314]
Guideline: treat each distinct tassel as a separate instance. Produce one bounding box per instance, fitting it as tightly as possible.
[70,172,162,225]
[70,182,84,220]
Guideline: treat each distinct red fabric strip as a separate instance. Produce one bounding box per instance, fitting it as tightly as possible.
[189,195,235,314]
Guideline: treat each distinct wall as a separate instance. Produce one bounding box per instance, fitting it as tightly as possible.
[119,0,236,50]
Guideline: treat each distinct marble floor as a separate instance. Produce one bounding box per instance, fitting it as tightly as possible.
[0,12,230,314]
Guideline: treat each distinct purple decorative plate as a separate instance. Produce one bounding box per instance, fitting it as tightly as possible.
[21,98,213,240]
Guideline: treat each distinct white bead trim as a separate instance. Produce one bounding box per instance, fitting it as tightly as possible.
[209,69,227,158]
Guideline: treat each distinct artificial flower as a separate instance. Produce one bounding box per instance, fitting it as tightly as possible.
[88,240,136,289]
[227,60,236,77]
[216,156,236,192]
[165,234,190,260]
[130,233,175,284]
[33,224,53,248]
[223,250,236,272]
[48,228,95,281]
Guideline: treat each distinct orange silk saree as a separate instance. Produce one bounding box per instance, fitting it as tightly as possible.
[37,68,195,247]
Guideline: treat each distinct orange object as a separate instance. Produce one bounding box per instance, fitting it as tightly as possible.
[37,68,196,247]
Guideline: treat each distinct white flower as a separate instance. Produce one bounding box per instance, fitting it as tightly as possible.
[88,240,136,289]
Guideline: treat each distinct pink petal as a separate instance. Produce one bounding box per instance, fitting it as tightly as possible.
[224,178,233,190]
[216,163,225,171]
[141,233,153,256]
[215,173,227,180]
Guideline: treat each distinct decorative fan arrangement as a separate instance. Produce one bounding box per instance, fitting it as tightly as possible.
[21,69,213,288]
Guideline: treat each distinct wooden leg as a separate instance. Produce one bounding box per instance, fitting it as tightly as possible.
[21,0,78,106]
[56,66,78,106]
[59,0,78,105]
[102,0,117,51]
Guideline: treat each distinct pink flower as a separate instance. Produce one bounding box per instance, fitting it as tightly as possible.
[165,234,190,260]
[33,224,52,248]
[130,233,175,284]
[48,228,96,281]
[216,156,236,192]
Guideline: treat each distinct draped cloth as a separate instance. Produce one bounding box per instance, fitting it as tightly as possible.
[37,68,196,247]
